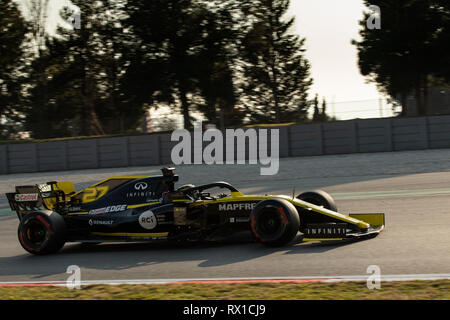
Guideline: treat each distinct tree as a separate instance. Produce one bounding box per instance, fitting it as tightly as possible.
[311,95,334,122]
[18,0,53,137]
[353,0,450,116]
[0,0,28,138]
[22,0,139,138]
[124,0,313,128]
[240,0,313,123]
[22,0,50,56]
[320,98,328,122]
[312,94,320,122]
[124,0,213,129]
[193,4,239,128]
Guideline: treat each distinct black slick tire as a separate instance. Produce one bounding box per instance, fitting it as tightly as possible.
[250,199,300,247]
[18,211,66,255]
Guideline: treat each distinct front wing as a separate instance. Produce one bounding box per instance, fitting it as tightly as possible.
[302,213,385,241]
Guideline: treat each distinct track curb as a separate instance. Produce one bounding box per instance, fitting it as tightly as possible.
[1,274,450,287]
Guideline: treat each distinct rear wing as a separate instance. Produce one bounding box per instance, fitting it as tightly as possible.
[6,182,75,220]
[6,185,48,220]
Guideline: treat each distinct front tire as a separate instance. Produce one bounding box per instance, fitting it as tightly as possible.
[18,211,66,255]
[296,190,337,212]
[250,199,300,247]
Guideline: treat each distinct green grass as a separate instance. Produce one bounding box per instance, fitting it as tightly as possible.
[0,280,449,300]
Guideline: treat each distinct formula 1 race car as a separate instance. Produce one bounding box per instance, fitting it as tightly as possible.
[6,168,385,255]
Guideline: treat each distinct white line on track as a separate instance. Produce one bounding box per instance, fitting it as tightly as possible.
[1,274,450,287]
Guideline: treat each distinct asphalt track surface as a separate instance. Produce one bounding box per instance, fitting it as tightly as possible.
[1,149,450,282]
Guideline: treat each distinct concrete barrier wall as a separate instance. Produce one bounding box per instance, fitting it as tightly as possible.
[160,134,177,165]
[1,115,450,174]
[0,145,8,174]
[67,139,99,170]
[37,141,68,172]
[98,137,129,168]
[428,115,450,149]
[356,118,393,153]
[128,135,160,166]
[323,121,358,154]
[289,124,323,156]
[392,117,429,151]
[7,143,38,173]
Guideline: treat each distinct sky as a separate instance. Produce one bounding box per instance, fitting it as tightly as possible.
[289,0,378,102]
[17,0,393,121]
[288,0,393,119]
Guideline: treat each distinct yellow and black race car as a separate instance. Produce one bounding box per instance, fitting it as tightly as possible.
[6,168,385,255]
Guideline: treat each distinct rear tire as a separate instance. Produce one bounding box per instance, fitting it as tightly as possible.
[250,199,300,247]
[18,211,66,255]
[296,190,337,212]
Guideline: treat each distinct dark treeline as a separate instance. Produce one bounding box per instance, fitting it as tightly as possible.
[0,0,314,139]
[2,0,449,140]
[353,0,450,116]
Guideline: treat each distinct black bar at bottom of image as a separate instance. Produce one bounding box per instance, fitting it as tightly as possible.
[0,300,448,319]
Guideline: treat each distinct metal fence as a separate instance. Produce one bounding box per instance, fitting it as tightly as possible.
[1,115,450,174]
